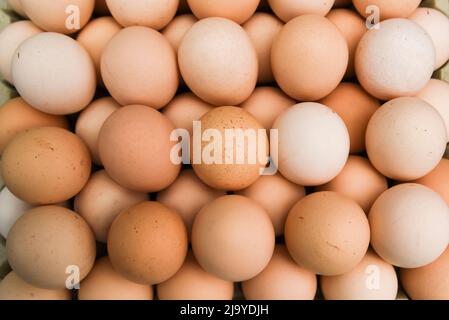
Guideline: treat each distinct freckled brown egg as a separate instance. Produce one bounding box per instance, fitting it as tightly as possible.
[98,105,181,192]
[178,17,258,106]
[187,0,260,24]
[1,127,91,205]
[414,159,449,206]
[285,192,370,276]
[353,0,422,20]
[162,14,197,52]
[268,0,335,22]
[271,15,348,101]
[7,206,96,289]
[107,201,188,285]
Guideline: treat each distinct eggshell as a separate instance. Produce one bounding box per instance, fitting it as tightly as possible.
[271,15,348,101]
[192,195,275,282]
[106,0,178,30]
[162,14,197,52]
[12,32,96,115]
[355,19,435,100]
[0,187,33,239]
[414,159,449,206]
[157,252,234,300]
[321,250,398,300]
[101,26,178,109]
[366,97,446,181]
[1,127,91,205]
[242,245,317,300]
[187,0,260,24]
[7,0,27,17]
[285,191,370,276]
[107,201,188,285]
[178,17,258,106]
[272,103,350,186]
[78,257,153,300]
[98,105,181,192]
[353,0,422,20]
[268,0,335,22]
[7,206,96,289]
[369,183,449,268]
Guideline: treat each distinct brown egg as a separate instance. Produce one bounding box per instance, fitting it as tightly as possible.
[243,13,283,84]
[0,98,68,155]
[98,105,181,192]
[414,159,449,206]
[0,271,71,300]
[317,156,388,213]
[75,170,148,243]
[21,0,95,34]
[157,252,234,300]
[321,250,398,300]
[101,26,178,109]
[242,245,317,300]
[75,97,121,164]
[192,106,268,191]
[187,0,259,24]
[94,0,110,15]
[319,83,380,154]
[285,192,370,276]
[353,0,422,20]
[271,15,348,101]
[78,257,153,300]
[7,206,96,289]
[157,169,225,238]
[236,174,306,236]
[192,195,275,281]
[268,0,335,22]
[162,14,197,52]
[178,17,258,106]
[1,127,91,204]
[108,201,188,285]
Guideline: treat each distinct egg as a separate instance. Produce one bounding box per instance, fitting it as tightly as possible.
[7,0,27,17]
[157,251,234,300]
[107,201,188,285]
[271,15,348,101]
[366,97,447,181]
[101,26,178,109]
[78,257,153,300]
[355,19,435,100]
[178,17,258,106]
[187,0,260,24]
[272,103,350,186]
[2,127,91,205]
[98,105,180,192]
[7,205,96,289]
[414,159,449,206]
[268,0,335,22]
[192,195,275,281]
[353,0,422,20]
[162,14,197,52]
[285,192,370,276]
[369,183,449,268]
[0,187,33,239]
[242,245,317,300]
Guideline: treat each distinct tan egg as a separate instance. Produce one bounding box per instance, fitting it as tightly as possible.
[21,0,94,34]
[187,0,259,24]
[162,14,197,52]
[75,97,121,164]
[192,106,268,191]
[0,97,68,155]
[285,192,370,276]
[317,156,388,213]
[95,0,110,15]
[101,26,178,109]
[108,201,188,285]
[79,257,153,300]
[12,32,96,115]
[7,0,27,17]
[7,206,96,289]
[178,17,258,106]
[353,0,422,20]
[106,0,178,30]
[369,183,449,268]
[243,13,283,84]
[366,97,446,181]
[0,272,71,300]
[240,86,295,130]
[327,9,366,79]
[75,170,148,243]
[236,174,306,236]
[157,252,234,300]
[162,92,214,135]
[319,83,380,154]
[192,195,275,281]
[1,127,91,205]
[242,245,317,300]
[355,19,435,100]
[268,0,335,22]
[98,105,180,192]
[414,159,449,206]
[333,0,351,7]
[271,15,348,101]
[157,169,225,238]
[77,17,122,86]
[321,250,398,300]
